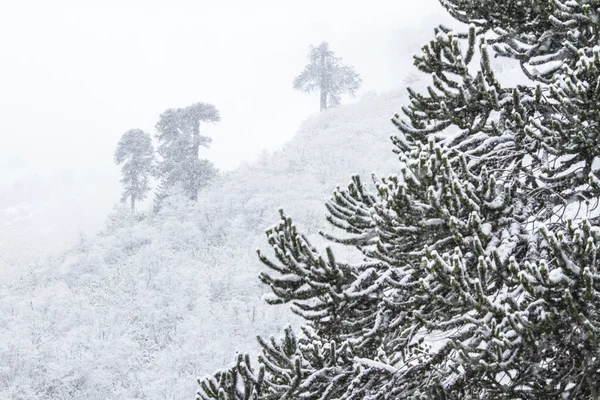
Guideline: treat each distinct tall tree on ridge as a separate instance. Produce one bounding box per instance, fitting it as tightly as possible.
[293,42,362,111]
[155,102,220,205]
[114,129,154,211]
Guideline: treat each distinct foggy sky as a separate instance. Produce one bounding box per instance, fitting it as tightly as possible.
[0,0,452,261]
[0,0,447,182]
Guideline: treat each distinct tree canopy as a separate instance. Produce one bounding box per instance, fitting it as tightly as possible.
[155,102,220,205]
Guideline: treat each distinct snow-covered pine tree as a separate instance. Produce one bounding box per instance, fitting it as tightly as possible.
[199,1,600,399]
[442,0,600,218]
[293,42,362,111]
[199,35,527,394]
[155,102,219,207]
[114,129,155,211]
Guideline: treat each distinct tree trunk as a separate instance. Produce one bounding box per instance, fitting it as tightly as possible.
[319,47,327,111]
[320,90,327,111]
[131,174,137,212]
[190,121,200,201]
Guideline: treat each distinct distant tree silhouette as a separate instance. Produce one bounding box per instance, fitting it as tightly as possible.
[294,42,362,111]
[155,102,219,206]
[114,129,154,211]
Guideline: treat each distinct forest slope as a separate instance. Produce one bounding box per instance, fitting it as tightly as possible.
[0,89,408,399]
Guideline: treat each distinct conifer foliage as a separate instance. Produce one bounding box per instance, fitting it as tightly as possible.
[155,102,220,205]
[114,129,155,211]
[294,42,362,111]
[199,1,600,399]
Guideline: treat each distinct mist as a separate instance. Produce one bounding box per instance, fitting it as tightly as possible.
[5,0,589,398]
[0,1,481,398]
[0,1,449,267]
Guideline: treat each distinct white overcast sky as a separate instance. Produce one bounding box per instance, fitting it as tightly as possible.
[0,0,460,264]
[0,0,450,184]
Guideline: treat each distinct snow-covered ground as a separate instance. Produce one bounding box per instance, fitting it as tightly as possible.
[0,89,408,399]
[0,170,119,280]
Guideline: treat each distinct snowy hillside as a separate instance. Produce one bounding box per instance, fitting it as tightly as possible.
[0,89,408,399]
[0,170,120,279]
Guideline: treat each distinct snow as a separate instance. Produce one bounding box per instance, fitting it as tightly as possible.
[354,357,397,373]
[0,88,409,399]
[480,223,492,236]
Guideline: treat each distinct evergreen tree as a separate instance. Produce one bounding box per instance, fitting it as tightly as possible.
[114,129,154,211]
[293,42,362,111]
[155,102,220,206]
[199,1,600,399]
